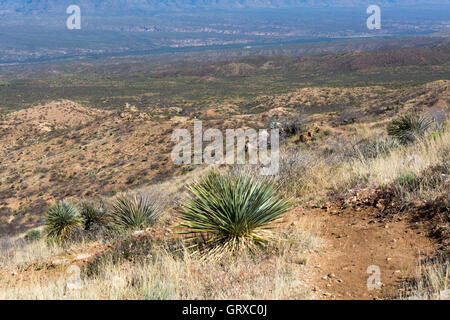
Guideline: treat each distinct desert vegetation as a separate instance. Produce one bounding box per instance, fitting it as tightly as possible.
[0,44,448,300]
[0,174,318,299]
[45,201,83,243]
[179,171,292,255]
[1,107,447,299]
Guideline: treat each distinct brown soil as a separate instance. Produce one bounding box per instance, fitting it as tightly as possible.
[300,198,438,300]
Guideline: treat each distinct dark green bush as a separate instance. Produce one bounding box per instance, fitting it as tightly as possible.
[179,171,292,254]
[388,114,433,144]
[25,230,41,242]
[45,201,83,242]
[109,192,163,232]
[79,199,110,230]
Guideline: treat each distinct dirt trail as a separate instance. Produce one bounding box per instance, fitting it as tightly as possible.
[303,204,437,300]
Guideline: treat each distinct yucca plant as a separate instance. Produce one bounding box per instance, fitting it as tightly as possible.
[45,201,83,242]
[109,192,162,232]
[25,229,41,242]
[360,138,399,159]
[79,199,110,230]
[179,171,292,255]
[387,114,433,144]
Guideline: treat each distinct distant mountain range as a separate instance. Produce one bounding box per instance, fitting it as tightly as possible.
[1,0,450,15]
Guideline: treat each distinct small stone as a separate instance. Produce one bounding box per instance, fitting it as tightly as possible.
[51,259,68,266]
[133,230,145,236]
[438,289,450,300]
[75,253,92,261]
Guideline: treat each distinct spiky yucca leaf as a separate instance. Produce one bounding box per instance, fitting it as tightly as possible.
[387,114,433,144]
[109,192,162,232]
[45,201,83,242]
[79,200,110,230]
[179,171,292,254]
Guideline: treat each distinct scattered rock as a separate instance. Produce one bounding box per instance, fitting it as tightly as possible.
[51,259,69,266]
[133,230,145,236]
[437,289,450,300]
[75,253,92,261]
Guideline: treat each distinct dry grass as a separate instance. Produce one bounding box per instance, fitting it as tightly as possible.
[400,256,449,300]
[277,126,449,204]
[0,228,95,271]
[339,130,449,191]
[0,219,320,300]
[0,253,301,300]
[0,235,63,270]
[277,147,332,199]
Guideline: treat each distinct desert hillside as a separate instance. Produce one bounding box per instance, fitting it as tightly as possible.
[0,74,448,299]
[0,32,448,301]
[0,80,448,233]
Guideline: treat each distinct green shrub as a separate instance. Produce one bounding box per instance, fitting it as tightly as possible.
[126,176,137,185]
[360,138,399,159]
[109,192,162,232]
[25,230,41,242]
[387,114,433,144]
[179,171,292,255]
[79,200,110,230]
[45,201,83,242]
[396,172,416,187]
[430,120,449,140]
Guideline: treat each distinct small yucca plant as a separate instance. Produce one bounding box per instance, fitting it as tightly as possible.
[361,138,399,159]
[179,171,292,255]
[109,192,162,232]
[79,200,110,230]
[387,114,433,144]
[45,201,83,242]
[25,229,41,242]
